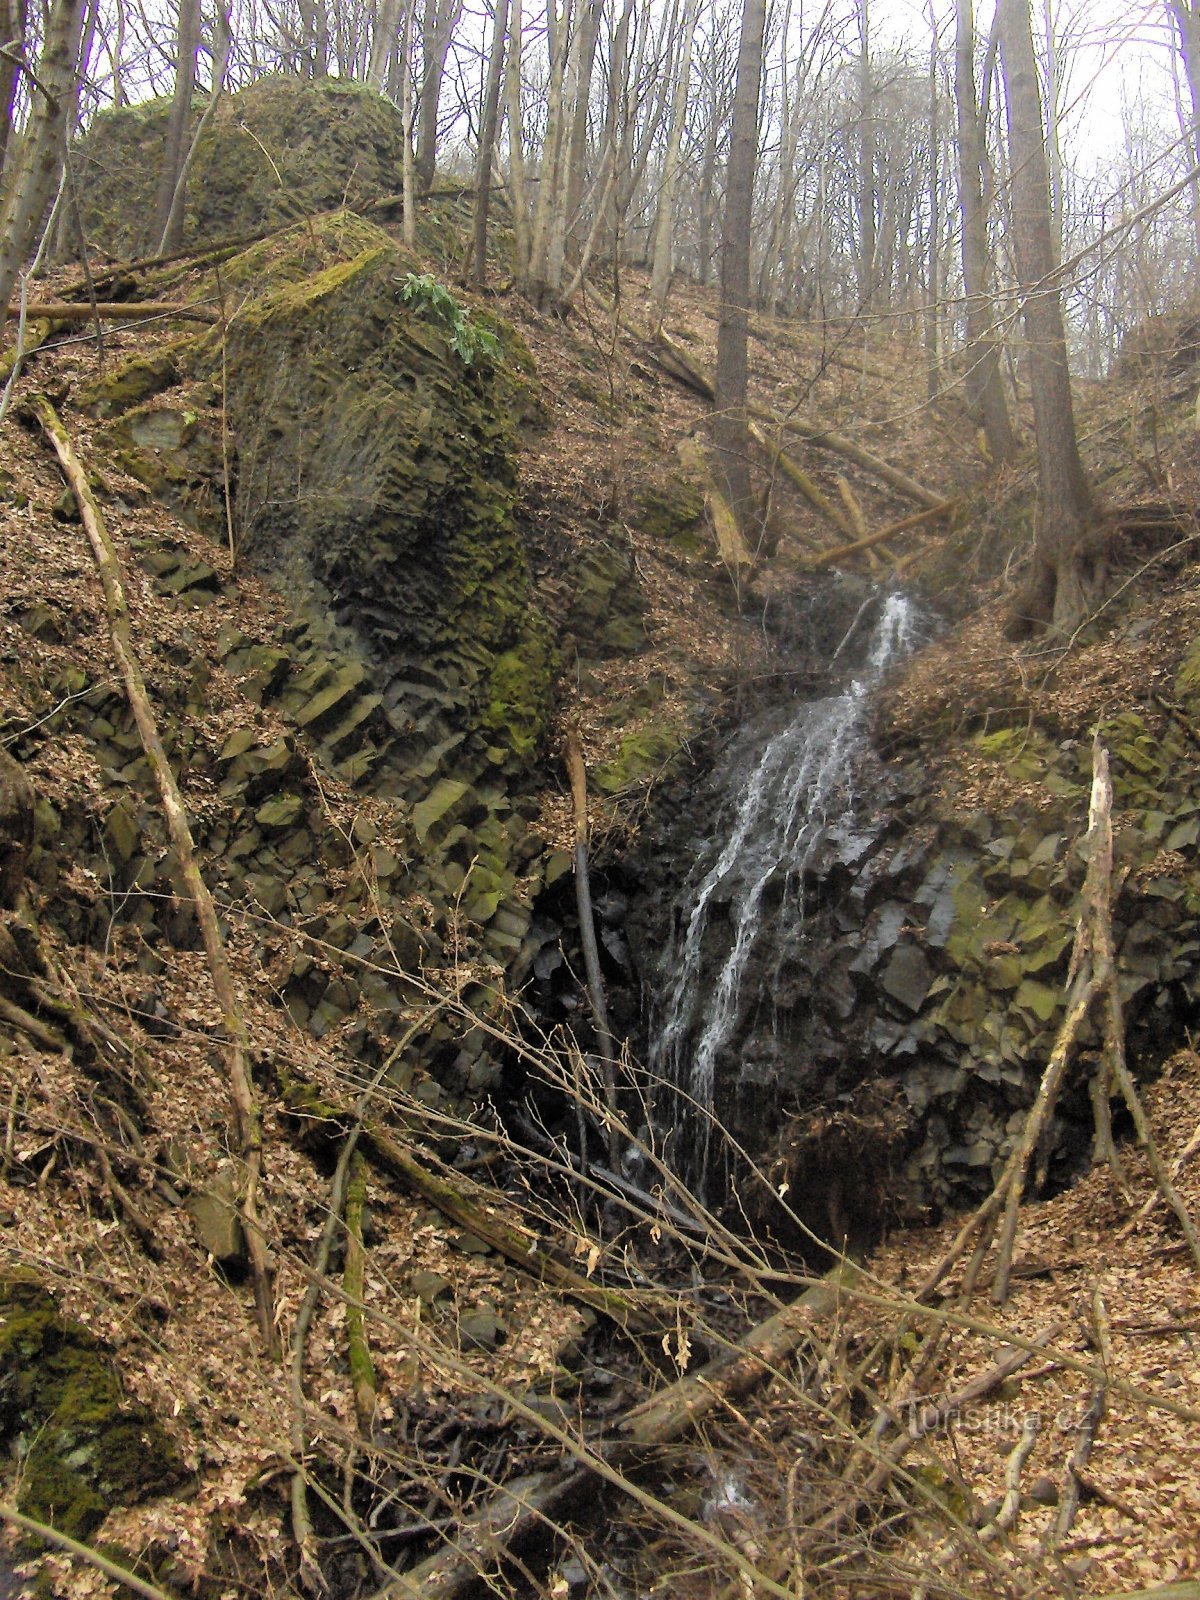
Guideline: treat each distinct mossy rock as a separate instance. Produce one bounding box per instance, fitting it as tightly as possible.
[0,1273,184,1539]
[74,77,410,256]
[635,471,705,552]
[208,213,548,761]
[594,723,685,795]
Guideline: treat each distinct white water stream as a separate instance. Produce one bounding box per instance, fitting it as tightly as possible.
[650,593,920,1194]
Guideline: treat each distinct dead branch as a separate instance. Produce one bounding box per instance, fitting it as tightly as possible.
[31,392,277,1356]
[361,1116,661,1331]
[344,1151,377,1434]
[800,499,957,569]
[564,730,620,1165]
[6,299,219,322]
[368,1263,859,1600]
[980,1413,1040,1543]
[745,417,856,542]
[775,414,946,509]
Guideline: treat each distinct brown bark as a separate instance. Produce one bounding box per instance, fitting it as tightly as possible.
[32,394,278,1357]
[471,0,509,286]
[0,0,86,318]
[997,0,1096,637]
[711,0,767,529]
[7,299,217,320]
[151,0,201,254]
[953,0,1016,464]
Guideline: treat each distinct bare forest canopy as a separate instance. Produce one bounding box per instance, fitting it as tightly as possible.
[1,0,1199,375]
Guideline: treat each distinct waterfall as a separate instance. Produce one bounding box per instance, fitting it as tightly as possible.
[650,592,920,1194]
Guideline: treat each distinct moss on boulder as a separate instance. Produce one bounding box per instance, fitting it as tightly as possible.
[0,1273,183,1539]
[74,77,409,257]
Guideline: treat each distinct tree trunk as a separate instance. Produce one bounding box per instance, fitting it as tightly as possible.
[855,0,876,309]
[1168,0,1200,257]
[0,0,85,318]
[366,0,404,91]
[399,0,417,248]
[997,0,1095,636]
[0,0,30,177]
[151,0,201,254]
[504,0,531,281]
[953,0,1016,463]
[711,0,766,532]
[471,0,509,286]
[415,0,461,193]
[562,0,602,253]
[649,0,699,317]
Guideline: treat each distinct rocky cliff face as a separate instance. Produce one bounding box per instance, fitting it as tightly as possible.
[626,577,1200,1242]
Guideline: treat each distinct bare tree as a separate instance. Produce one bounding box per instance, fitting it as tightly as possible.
[472,0,509,285]
[997,0,1096,635]
[712,0,766,527]
[954,0,1016,462]
[415,0,462,191]
[0,0,86,317]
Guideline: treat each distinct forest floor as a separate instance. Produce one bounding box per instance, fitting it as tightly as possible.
[2,214,1200,1600]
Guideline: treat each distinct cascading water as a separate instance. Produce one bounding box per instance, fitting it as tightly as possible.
[649,592,920,1195]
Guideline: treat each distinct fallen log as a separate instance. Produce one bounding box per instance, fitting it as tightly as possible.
[31,394,277,1357]
[800,498,956,569]
[774,412,945,509]
[6,299,219,323]
[367,1263,860,1600]
[745,417,855,542]
[361,1119,660,1332]
[676,434,756,571]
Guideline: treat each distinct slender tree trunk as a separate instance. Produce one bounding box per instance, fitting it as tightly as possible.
[151,0,201,254]
[954,0,1016,463]
[562,0,602,251]
[925,3,941,401]
[505,0,531,280]
[415,0,461,192]
[366,0,404,91]
[997,0,1095,635]
[712,0,767,530]
[472,0,509,286]
[157,5,232,255]
[855,0,876,309]
[526,0,569,304]
[1040,0,1063,261]
[649,0,699,318]
[0,0,30,177]
[1168,0,1200,258]
[400,0,417,247]
[0,0,85,317]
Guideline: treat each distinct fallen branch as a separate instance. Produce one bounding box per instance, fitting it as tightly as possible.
[775,414,946,509]
[979,1413,1039,1542]
[6,299,218,323]
[745,417,855,542]
[31,393,277,1357]
[565,730,620,1165]
[369,1263,860,1600]
[799,499,957,569]
[0,1504,178,1600]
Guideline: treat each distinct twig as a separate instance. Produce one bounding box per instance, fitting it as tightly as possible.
[31,393,278,1356]
[979,1412,1040,1543]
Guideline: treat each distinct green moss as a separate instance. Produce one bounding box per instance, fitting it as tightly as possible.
[79,347,187,418]
[75,78,411,256]
[0,1273,183,1540]
[594,722,685,795]
[482,629,555,762]
[635,473,705,549]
